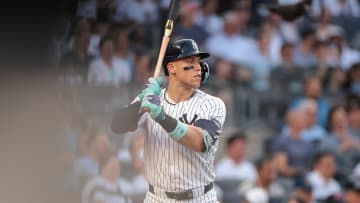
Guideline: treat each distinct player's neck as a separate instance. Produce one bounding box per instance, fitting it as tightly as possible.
[166,83,195,103]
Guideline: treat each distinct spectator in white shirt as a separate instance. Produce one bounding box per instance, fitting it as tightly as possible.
[312,0,360,17]
[307,151,342,201]
[248,28,273,91]
[239,155,286,201]
[113,0,158,24]
[215,131,257,182]
[88,36,131,87]
[82,155,132,203]
[205,11,257,65]
[328,25,360,71]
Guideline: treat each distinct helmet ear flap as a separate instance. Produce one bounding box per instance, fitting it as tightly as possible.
[200,61,210,83]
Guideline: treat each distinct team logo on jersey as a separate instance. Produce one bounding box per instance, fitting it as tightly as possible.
[179,114,198,125]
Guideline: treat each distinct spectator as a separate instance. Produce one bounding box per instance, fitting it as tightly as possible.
[76,0,97,20]
[323,68,347,97]
[215,131,257,182]
[129,24,153,50]
[233,2,253,36]
[205,11,257,65]
[112,27,133,79]
[64,18,91,53]
[312,0,360,17]
[344,62,360,95]
[87,36,131,86]
[132,50,152,85]
[307,151,342,201]
[293,28,317,69]
[289,176,313,203]
[314,41,333,79]
[82,154,132,203]
[128,127,148,195]
[272,109,314,177]
[239,155,286,201]
[350,163,360,190]
[328,25,360,71]
[113,0,158,25]
[172,1,208,47]
[319,105,360,176]
[270,42,304,93]
[60,29,93,85]
[96,0,115,22]
[243,187,269,203]
[249,29,274,91]
[194,0,223,35]
[291,75,330,127]
[315,6,332,40]
[205,58,235,123]
[298,99,328,143]
[260,18,284,68]
[346,95,360,140]
[343,181,360,203]
[210,58,234,87]
[88,20,110,56]
[73,128,111,192]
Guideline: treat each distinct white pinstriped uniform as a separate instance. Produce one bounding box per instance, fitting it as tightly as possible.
[143,89,226,203]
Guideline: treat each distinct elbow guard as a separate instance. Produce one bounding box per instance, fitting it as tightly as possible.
[194,119,221,153]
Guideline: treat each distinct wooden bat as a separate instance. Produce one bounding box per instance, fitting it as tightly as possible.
[153,0,178,78]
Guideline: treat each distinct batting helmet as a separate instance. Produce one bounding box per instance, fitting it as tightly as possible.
[163,39,210,82]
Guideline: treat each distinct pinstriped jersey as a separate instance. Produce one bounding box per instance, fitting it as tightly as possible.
[144,89,226,192]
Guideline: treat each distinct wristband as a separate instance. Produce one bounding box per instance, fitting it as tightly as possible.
[168,120,188,141]
[156,112,188,141]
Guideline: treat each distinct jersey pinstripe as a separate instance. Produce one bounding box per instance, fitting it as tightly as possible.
[143,89,226,193]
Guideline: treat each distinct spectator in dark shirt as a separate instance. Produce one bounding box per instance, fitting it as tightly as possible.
[272,108,314,178]
[172,1,208,47]
[270,42,304,93]
[319,105,360,177]
[291,75,330,127]
[346,95,360,141]
[293,28,317,69]
[344,63,360,95]
[60,29,93,85]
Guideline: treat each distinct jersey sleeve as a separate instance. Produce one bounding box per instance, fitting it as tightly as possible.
[199,96,226,129]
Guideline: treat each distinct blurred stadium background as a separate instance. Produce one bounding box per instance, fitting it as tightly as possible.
[1,0,360,203]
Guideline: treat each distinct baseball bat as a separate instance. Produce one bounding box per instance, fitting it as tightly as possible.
[153,0,178,78]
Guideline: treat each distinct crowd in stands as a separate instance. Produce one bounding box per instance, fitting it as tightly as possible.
[53,0,360,202]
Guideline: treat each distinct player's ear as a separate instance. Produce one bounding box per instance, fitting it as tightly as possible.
[167,62,176,75]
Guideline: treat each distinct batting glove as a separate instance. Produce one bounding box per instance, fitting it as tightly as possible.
[141,93,164,120]
[138,77,163,100]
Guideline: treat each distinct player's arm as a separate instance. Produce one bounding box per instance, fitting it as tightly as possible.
[111,77,162,134]
[142,94,225,152]
[177,120,221,152]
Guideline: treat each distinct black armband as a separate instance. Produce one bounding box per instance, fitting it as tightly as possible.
[155,111,177,133]
[155,111,188,141]
[111,101,143,134]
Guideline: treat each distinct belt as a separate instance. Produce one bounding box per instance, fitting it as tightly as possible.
[148,182,213,200]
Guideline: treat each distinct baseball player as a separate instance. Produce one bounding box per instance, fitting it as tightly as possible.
[112,39,226,202]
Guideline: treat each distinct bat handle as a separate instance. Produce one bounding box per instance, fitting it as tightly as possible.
[153,36,170,78]
[153,19,173,78]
